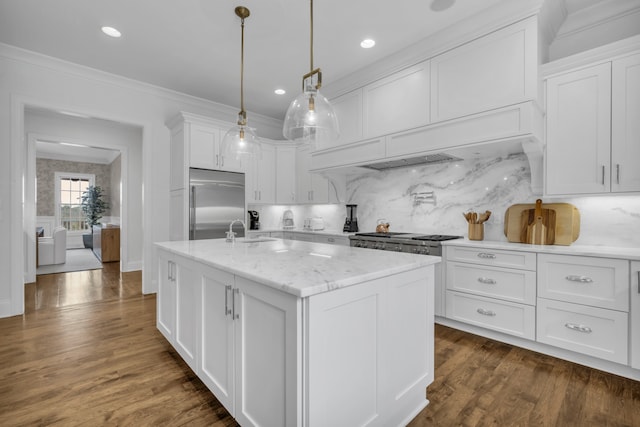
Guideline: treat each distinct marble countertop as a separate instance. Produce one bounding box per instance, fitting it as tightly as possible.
[442,239,640,261]
[156,238,440,298]
[248,228,356,238]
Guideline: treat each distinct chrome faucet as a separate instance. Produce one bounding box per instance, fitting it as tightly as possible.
[226,219,246,242]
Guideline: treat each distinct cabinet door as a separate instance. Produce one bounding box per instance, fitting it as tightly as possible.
[546,63,612,195]
[631,261,640,369]
[200,267,235,415]
[612,53,640,192]
[363,60,430,138]
[246,144,275,204]
[189,123,219,170]
[169,189,186,241]
[174,259,200,371]
[296,145,329,204]
[234,276,301,427]
[157,252,176,343]
[430,17,537,122]
[275,146,297,204]
[256,143,276,203]
[325,89,363,149]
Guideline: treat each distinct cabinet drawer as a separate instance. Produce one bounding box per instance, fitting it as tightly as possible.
[314,235,350,246]
[538,254,629,311]
[446,262,536,305]
[445,246,536,270]
[446,291,535,340]
[537,298,628,364]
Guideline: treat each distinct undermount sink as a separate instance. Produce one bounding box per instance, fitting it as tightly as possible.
[238,237,277,243]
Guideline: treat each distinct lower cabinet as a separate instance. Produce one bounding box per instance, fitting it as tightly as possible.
[631,261,640,369]
[443,244,639,379]
[157,246,434,426]
[199,266,300,426]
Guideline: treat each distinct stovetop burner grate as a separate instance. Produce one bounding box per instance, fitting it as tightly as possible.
[411,235,462,242]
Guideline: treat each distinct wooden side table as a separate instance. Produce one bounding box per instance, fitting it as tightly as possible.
[92,225,120,262]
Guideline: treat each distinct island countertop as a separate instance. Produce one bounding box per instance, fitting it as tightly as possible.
[155,238,440,298]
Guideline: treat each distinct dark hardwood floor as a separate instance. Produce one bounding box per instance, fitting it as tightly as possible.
[1,265,639,426]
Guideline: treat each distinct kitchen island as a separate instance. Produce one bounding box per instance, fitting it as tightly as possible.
[155,237,440,427]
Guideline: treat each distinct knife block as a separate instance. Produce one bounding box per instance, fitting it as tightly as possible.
[468,223,484,241]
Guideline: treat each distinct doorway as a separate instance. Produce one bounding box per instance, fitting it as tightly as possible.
[23,106,142,285]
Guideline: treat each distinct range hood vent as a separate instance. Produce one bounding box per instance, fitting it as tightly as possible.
[360,153,463,171]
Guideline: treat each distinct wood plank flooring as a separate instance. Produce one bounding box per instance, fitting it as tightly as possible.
[2,265,639,426]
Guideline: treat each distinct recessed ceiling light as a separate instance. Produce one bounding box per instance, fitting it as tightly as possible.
[274,89,286,95]
[101,26,122,38]
[360,39,376,49]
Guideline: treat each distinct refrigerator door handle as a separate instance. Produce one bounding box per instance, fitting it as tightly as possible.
[190,186,196,240]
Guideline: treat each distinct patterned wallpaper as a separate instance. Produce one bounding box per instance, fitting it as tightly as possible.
[36,158,112,217]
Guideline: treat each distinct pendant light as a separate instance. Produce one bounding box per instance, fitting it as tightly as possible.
[221,6,261,161]
[282,0,339,144]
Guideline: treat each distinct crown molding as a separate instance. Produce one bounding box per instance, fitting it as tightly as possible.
[541,34,640,77]
[0,43,284,139]
[324,0,546,99]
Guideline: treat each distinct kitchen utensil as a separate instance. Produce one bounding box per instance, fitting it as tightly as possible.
[248,210,260,230]
[310,217,324,231]
[478,210,492,224]
[504,201,579,245]
[525,199,547,244]
[376,219,390,233]
[468,223,484,240]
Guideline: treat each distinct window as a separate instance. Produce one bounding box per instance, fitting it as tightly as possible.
[55,173,95,232]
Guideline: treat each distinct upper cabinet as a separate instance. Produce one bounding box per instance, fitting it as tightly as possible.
[430,18,538,122]
[322,90,362,150]
[167,112,244,191]
[275,145,297,204]
[296,145,329,204]
[545,51,640,195]
[246,142,276,204]
[363,60,430,138]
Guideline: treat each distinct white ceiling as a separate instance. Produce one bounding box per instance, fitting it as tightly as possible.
[0,0,519,121]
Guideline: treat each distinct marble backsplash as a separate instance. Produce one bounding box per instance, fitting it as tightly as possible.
[252,153,640,248]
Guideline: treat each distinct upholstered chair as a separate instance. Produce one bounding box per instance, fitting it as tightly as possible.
[38,226,67,265]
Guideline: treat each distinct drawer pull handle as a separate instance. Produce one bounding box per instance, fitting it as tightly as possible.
[565,275,593,283]
[476,308,496,317]
[477,253,496,259]
[565,323,592,334]
[477,277,496,284]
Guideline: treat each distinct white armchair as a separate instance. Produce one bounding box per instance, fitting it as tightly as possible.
[38,226,67,265]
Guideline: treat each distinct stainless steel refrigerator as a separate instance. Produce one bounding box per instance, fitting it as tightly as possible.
[189,168,245,240]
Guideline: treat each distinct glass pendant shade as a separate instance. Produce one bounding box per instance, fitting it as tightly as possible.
[283,86,339,143]
[221,120,261,161]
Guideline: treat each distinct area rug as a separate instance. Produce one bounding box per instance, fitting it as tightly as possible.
[36,248,102,275]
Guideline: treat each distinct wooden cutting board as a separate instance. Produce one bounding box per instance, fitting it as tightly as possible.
[504,202,580,245]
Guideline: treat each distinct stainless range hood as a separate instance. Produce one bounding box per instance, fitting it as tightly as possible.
[359,153,463,170]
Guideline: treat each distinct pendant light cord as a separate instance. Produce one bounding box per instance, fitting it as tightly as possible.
[239,15,246,122]
[310,0,314,72]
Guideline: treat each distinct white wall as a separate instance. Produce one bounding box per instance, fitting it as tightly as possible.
[0,43,283,318]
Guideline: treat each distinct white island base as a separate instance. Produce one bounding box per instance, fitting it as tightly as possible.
[156,238,438,426]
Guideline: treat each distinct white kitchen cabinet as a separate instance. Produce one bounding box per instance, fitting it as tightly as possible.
[545,52,640,195]
[363,60,430,138]
[275,145,297,204]
[157,251,176,343]
[444,245,537,340]
[545,63,612,195]
[156,251,199,370]
[631,261,640,369]
[167,112,244,192]
[296,145,329,204]
[611,53,640,192]
[323,89,363,149]
[246,142,275,204]
[537,254,629,365]
[430,17,538,122]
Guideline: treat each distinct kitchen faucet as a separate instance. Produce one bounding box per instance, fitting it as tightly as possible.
[226,219,246,242]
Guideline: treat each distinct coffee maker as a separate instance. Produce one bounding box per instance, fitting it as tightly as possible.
[343,204,359,232]
[248,210,260,230]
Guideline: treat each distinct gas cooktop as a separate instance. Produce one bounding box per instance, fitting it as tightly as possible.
[353,232,461,241]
